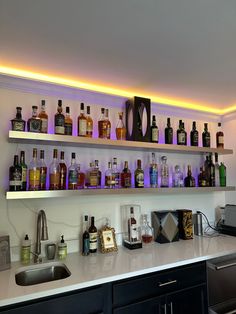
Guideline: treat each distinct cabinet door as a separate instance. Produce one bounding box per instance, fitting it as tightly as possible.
[167,284,208,314]
[113,296,163,314]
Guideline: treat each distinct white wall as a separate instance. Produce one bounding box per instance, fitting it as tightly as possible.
[0,77,230,261]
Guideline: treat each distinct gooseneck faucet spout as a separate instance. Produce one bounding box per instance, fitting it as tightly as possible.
[34,210,48,263]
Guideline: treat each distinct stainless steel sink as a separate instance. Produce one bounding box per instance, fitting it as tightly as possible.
[15,262,71,286]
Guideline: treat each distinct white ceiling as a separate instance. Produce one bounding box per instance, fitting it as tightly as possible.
[1,0,236,110]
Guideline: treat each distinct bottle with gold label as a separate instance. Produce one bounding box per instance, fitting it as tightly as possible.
[64,106,73,135]
[78,103,87,136]
[86,106,93,138]
[116,112,126,140]
[49,149,60,190]
[29,148,40,191]
[38,100,48,133]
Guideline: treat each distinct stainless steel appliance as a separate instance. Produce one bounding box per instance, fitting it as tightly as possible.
[207,254,236,313]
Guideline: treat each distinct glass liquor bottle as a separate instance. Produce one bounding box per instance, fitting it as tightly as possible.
[216,122,224,148]
[29,148,40,191]
[208,154,215,187]
[135,159,144,188]
[202,123,211,147]
[68,152,78,190]
[89,216,97,253]
[59,151,67,190]
[78,103,87,137]
[128,207,138,242]
[39,150,47,190]
[105,109,111,139]
[214,153,220,187]
[98,108,106,139]
[165,117,173,144]
[77,164,85,189]
[204,155,210,186]
[55,100,65,135]
[11,107,26,131]
[190,121,198,146]
[38,100,48,133]
[184,165,196,187]
[172,165,184,187]
[86,106,93,138]
[149,152,158,188]
[105,162,115,188]
[219,162,226,187]
[9,155,22,191]
[160,156,169,187]
[141,214,153,244]
[20,151,27,191]
[198,166,207,187]
[112,157,120,188]
[27,106,42,132]
[49,149,60,190]
[116,112,126,140]
[120,161,131,188]
[82,215,90,256]
[177,120,187,145]
[150,115,159,143]
[94,160,101,188]
[64,106,73,135]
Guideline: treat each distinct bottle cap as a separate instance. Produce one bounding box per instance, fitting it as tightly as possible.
[25,234,29,241]
[61,235,65,243]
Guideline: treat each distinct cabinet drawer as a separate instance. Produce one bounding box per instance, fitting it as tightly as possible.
[113,262,206,307]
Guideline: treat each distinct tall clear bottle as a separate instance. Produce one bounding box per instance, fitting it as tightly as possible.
[78,103,87,137]
[38,100,48,133]
[105,109,111,139]
[20,151,27,191]
[64,106,73,135]
[59,151,67,190]
[214,153,220,187]
[68,152,78,190]
[112,158,120,188]
[94,160,101,188]
[39,150,47,190]
[86,106,93,138]
[29,148,40,191]
[160,156,169,187]
[49,149,60,190]
[105,162,115,188]
[149,153,158,188]
[54,100,65,135]
[116,112,126,140]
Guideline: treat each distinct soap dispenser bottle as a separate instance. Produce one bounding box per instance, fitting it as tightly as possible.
[21,234,31,265]
[58,235,67,259]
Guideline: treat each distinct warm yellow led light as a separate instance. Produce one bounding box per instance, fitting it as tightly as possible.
[0,66,230,115]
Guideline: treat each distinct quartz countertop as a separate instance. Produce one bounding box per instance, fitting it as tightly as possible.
[0,235,236,308]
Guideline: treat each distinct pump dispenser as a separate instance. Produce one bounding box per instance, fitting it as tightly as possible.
[21,234,31,264]
[58,235,67,259]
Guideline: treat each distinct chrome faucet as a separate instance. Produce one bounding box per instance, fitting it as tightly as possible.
[34,210,48,263]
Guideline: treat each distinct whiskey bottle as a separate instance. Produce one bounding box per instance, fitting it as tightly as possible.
[198,166,207,187]
[105,162,115,188]
[86,162,98,188]
[149,152,158,188]
[135,159,144,188]
[219,162,226,187]
[177,120,187,145]
[165,117,173,144]
[172,165,184,187]
[204,155,210,186]
[68,152,78,190]
[216,122,224,148]
[29,148,40,191]
[59,151,67,190]
[77,164,85,189]
[116,112,126,140]
[105,109,111,139]
[128,207,138,242]
[98,108,106,138]
[55,100,65,135]
[150,115,159,143]
[160,156,169,187]
[89,216,97,253]
[64,106,73,135]
[86,106,93,138]
[214,153,220,187]
[208,154,215,187]
[184,165,195,187]
[39,150,47,190]
[202,123,211,147]
[9,155,22,191]
[94,160,101,188]
[11,107,26,131]
[112,157,120,188]
[190,121,199,146]
[78,103,87,137]
[82,215,90,256]
[120,161,131,188]
[38,100,48,133]
[20,151,27,191]
[49,149,60,190]
[27,106,42,132]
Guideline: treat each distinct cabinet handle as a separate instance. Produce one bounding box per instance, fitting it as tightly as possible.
[170,301,173,314]
[163,303,167,314]
[158,279,177,287]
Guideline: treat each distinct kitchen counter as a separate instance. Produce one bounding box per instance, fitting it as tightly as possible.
[0,234,236,308]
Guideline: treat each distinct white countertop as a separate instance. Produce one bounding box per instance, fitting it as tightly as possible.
[0,235,236,308]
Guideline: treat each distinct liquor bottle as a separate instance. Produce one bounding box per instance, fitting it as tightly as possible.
[82,215,90,256]
[190,121,198,146]
[141,214,153,244]
[105,162,115,188]
[20,151,27,191]
[86,162,98,188]
[219,162,226,187]
[77,164,85,189]
[68,152,78,190]
[11,107,26,131]
[59,151,67,190]
[55,100,65,135]
[29,148,40,191]
[184,165,196,187]
[177,120,187,145]
[64,106,73,135]
[135,159,144,188]
[112,157,120,188]
[150,115,159,143]
[39,150,47,190]
[165,117,173,144]
[172,165,184,187]
[198,167,207,187]
[214,153,220,187]
[149,152,158,188]
[78,103,87,137]
[89,216,97,253]
[9,155,22,191]
[38,100,48,133]
[98,108,107,139]
[27,106,42,132]
[94,160,101,188]
[204,155,210,186]
[49,149,60,190]
[105,109,111,139]
[216,122,224,148]
[120,161,131,188]
[86,106,93,138]
[116,112,126,140]
[208,154,215,187]
[128,207,138,242]
[202,123,211,147]
[160,156,169,187]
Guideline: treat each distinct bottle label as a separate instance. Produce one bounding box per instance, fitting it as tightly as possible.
[83,238,90,255]
[105,175,116,187]
[79,120,87,136]
[178,132,186,144]
[121,173,131,188]
[40,167,47,187]
[69,170,77,184]
[21,246,31,264]
[89,232,98,250]
[64,123,72,135]
[150,168,158,187]
[165,129,173,144]
[28,119,41,132]
[130,223,138,240]
[55,115,65,134]
[50,173,60,187]
[40,118,48,133]
[151,128,159,142]
[9,180,22,186]
[218,136,224,144]
[89,173,98,187]
[13,121,25,131]
[29,169,40,188]
[21,167,27,183]
[136,173,144,187]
